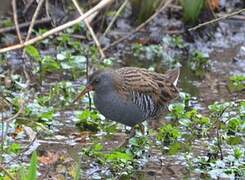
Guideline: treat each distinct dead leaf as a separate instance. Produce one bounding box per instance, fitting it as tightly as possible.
[207,0,219,10]
[38,151,59,165]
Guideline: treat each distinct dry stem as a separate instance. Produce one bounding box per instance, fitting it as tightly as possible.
[102,0,173,51]
[103,0,129,36]
[189,8,245,31]
[0,18,51,34]
[0,0,114,54]
[12,0,23,44]
[72,0,105,58]
[25,0,45,41]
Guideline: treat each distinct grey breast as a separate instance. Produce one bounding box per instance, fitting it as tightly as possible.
[94,91,145,127]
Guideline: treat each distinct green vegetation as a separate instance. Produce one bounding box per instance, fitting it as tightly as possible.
[17,151,38,180]
[227,75,245,92]
[0,1,244,179]
[130,0,162,24]
[189,51,210,77]
[180,0,204,24]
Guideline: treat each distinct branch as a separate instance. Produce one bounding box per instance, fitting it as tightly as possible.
[23,0,35,15]
[12,0,23,44]
[0,0,114,54]
[0,18,51,34]
[71,0,105,58]
[5,98,25,123]
[103,0,173,51]
[25,0,45,41]
[189,8,245,31]
[103,0,129,36]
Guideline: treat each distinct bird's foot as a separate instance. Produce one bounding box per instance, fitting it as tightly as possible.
[118,127,135,147]
[118,124,145,147]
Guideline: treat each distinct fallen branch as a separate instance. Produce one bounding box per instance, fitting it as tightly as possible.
[72,0,105,58]
[12,0,23,44]
[0,0,114,54]
[0,18,51,34]
[25,0,45,41]
[102,0,173,51]
[189,8,245,31]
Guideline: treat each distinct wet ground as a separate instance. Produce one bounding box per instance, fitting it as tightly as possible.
[32,18,245,179]
[1,4,245,179]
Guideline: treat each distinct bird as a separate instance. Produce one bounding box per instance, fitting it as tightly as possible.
[74,67,180,137]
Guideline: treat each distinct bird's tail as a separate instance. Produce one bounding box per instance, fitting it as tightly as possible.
[166,67,180,87]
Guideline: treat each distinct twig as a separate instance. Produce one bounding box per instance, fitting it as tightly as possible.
[23,0,35,15]
[189,8,245,31]
[45,0,50,18]
[103,0,128,36]
[85,55,92,110]
[12,0,23,44]
[102,0,173,51]
[0,18,51,34]
[1,112,4,153]
[25,0,45,41]
[216,127,223,160]
[69,34,87,40]
[5,134,37,165]
[72,0,105,58]
[168,4,182,10]
[5,98,25,123]
[0,165,16,180]
[0,0,114,54]
[217,13,245,20]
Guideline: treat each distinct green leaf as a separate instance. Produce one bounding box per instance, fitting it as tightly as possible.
[42,56,60,72]
[19,166,27,180]
[7,143,21,154]
[227,117,241,132]
[227,75,245,92]
[168,142,181,155]
[94,144,103,151]
[226,136,241,145]
[180,0,204,24]
[24,45,41,62]
[27,151,38,180]
[233,148,243,159]
[38,110,54,122]
[73,163,81,180]
[157,124,180,143]
[105,151,133,161]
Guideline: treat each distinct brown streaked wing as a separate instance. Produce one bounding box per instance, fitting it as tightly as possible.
[115,67,161,103]
[116,67,179,105]
[147,70,179,104]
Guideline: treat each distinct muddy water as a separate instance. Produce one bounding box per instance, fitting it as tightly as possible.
[32,18,245,179]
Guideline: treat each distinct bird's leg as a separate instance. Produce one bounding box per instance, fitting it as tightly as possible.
[138,123,145,135]
[118,126,137,147]
[118,124,145,147]
[118,129,133,147]
[128,127,136,139]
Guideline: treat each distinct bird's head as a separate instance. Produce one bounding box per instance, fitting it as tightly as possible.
[73,70,117,103]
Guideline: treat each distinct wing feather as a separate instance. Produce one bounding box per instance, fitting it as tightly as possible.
[115,67,179,106]
[113,67,179,119]
[116,67,160,103]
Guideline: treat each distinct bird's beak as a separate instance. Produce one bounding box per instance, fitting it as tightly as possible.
[73,84,93,103]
